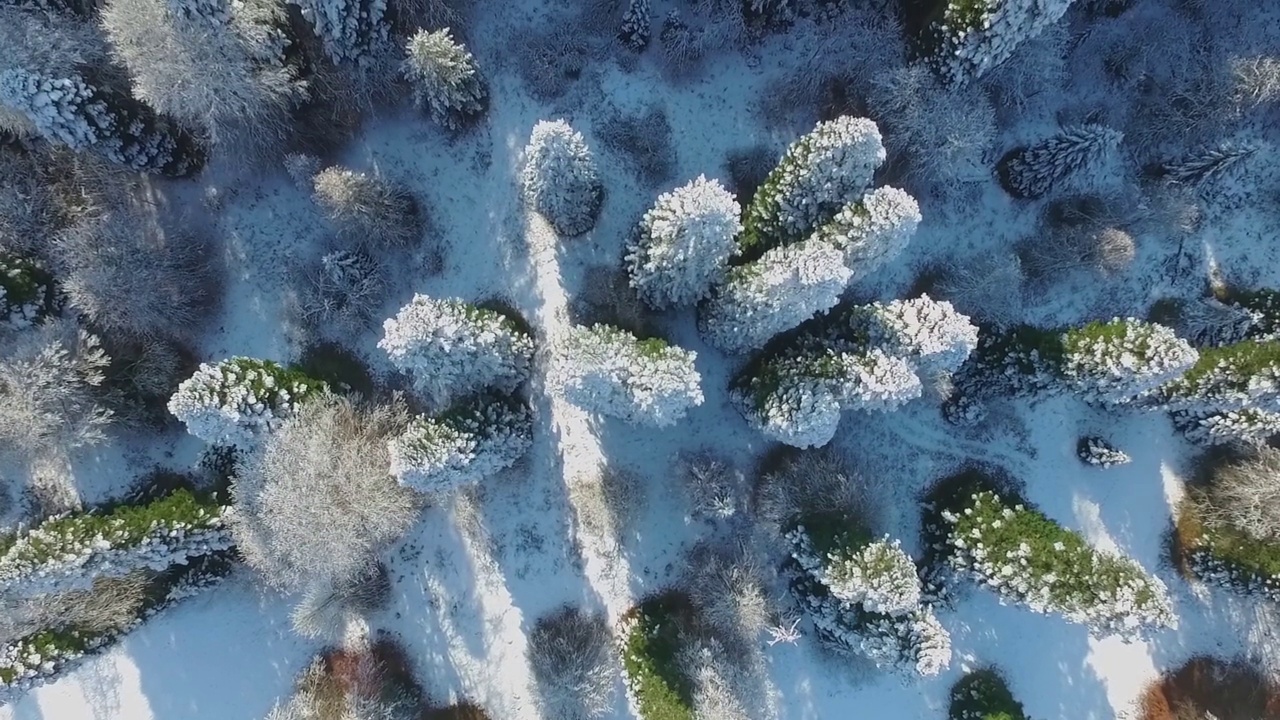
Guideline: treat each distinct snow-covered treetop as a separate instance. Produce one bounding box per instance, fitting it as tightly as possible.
[520,119,603,237]
[815,185,921,279]
[1061,318,1199,404]
[863,295,980,376]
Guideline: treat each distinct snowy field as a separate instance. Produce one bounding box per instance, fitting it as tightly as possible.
[3,0,1280,718]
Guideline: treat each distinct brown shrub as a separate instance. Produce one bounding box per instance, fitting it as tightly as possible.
[1138,656,1280,720]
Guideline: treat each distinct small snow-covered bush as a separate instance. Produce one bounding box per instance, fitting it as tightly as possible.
[812,186,920,280]
[0,318,113,461]
[56,210,216,342]
[290,562,390,641]
[948,669,1029,720]
[528,605,617,720]
[619,594,696,720]
[787,517,950,677]
[1060,318,1199,404]
[0,253,58,329]
[927,0,1075,87]
[402,28,486,130]
[312,167,421,248]
[999,125,1124,199]
[167,357,327,447]
[555,324,703,427]
[298,249,384,332]
[683,539,770,644]
[699,239,852,354]
[625,175,741,309]
[379,295,534,407]
[676,452,747,521]
[927,475,1174,636]
[1077,436,1131,468]
[0,488,229,598]
[521,120,603,237]
[388,394,532,494]
[228,396,419,592]
[597,105,676,190]
[741,116,885,254]
[1020,225,1137,280]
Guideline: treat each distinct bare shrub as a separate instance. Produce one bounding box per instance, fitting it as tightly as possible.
[388,0,469,35]
[1205,448,1280,541]
[1173,297,1256,347]
[103,337,192,426]
[0,151,56,257]
[516,27,590,102]
[0,317,113,463]
[933,254,1025,328]
[527,605,616,720]
[1231,56,1280,107]
[678,638,759,720]
[292,562,392,640]
[55,210,218,342]
[676,451,747,521]
[1019,226,1137,281]
[684,538,772,648]
[297,249,386,333]
[754,449,881,532]
[284,152,322,191]
[596,105,676,188]
[312,167,423,248]
[723,144,777,206]
[229,396,420,592]
[570,265,659,340]
[659,11,704,71]
[567,463,645,544]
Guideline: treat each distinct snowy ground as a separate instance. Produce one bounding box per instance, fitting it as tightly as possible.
[5,0,1280,718]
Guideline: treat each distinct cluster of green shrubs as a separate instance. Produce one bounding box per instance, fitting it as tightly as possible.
[619,593,695,720]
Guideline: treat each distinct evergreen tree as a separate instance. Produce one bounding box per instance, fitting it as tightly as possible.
[0,68,204,176]
[625,175,741,309]
[295,0,390,67]
[1000,124,1123,199]
[741,116,886,254]
[858,295,980,376]
[619,0,650,51]
[699,239,852,354]
[1059,318,1199,405]
[521,120,604,237]
[812,186,921,280]
[388,394,532,493]
[554,324,703,427]
[379,294,534,408]
[167,357,328,447]
[1160,142,1258,187]
[402,28,487,130]
[928,0,1076,87]
[1175,408,1280,447]
[1160,339,1280,446]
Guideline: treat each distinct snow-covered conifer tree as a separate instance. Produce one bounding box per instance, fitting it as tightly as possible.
[813,186,921,280]
[1059,318,1199,404]
[1000,124,1124,199]
[1160,339,1280,414]
[1176,408,1280,447]
[741,116,885,253]
[929,0,1076,86]
[860,295,979,376]
[554,324,703,427]
[699,239,852,354]
[735,348,922,448]
[402,28,487,130]
[167,357,328,447]
[294,0,390,66]
[619,0,650,51]
[1161,142,1259,187]
[379,294,534,407]
[0,68,203,176]
[520,120,603,236]
[388,394,532,493]
[625,175,741,309]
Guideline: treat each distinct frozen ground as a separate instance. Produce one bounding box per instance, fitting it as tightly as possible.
[4,0,1280,718]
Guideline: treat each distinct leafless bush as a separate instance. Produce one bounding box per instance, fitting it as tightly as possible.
[684,538,772,648]
[754,449,881,532]
[55,209,218,342]
[527,605,616,720]
[981,25,1068,118]
[284,152,323,191]
[38,571,152,636]
[0,152,56,257]
[596,105,676,188]
[1173,297,1256,347]
[292,562,392,641]
[677,451,747,521]
[312,167,423,248]
[1019,226,1136,280]
[516,27,591,102]
[297,249,386,333]
[229,396,420,592]
[567,463,645,544]
[1231,56,1280,107]
[678,637,762,720]
[659,11,704,71]
[866,63,996,185]
[1206,448,1280,541]
[723,144,776,205]
[933,254,1025,328]
[0,317,113,463]
[388,0,469,35]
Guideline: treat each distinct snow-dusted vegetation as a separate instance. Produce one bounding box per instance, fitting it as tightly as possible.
[2,0,1280,717]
